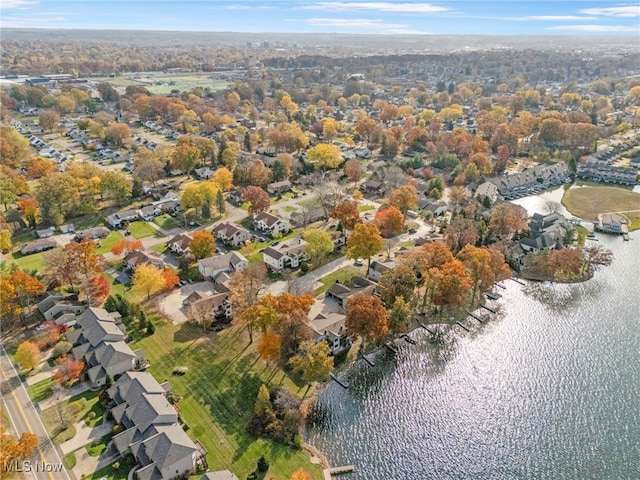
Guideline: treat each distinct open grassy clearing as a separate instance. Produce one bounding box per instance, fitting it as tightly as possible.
[128,317,323,479]
[153,213,179,231]
[4,250,47,272]
[562,186,640,230]
[41,389,104,445]
[358,204,375,212]
[27,377,55,403]
[96,230,124,254]
[314,265,366,296]
[127,221,157,238]
[150,242,167,253]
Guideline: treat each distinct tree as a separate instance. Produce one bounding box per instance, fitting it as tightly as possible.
[0,229,11,252]
[133,148,164,185]
[26,156,57,179]
[443,216,480,254]
[132,264,165,300]
[290,469,312,480]
[15,341,40,371]
[271,293,315,358]
[457,245,495,304]
[303,228,333,267]
[583,244,613,273]
[228,263,267,317]
[354,117,378,145]
[189,231,215,260]
[171,143,201,175]
[288,340,334,396]
[104,122,131,147]
[85,275,110,306]
[388,296,412,334]
[374,206,404,238]
[110,238,143,256]
[345,294,388,344]
[53,355,84,388]
[257,331,281,364]
[343,158,363,182]
[432,259,473,312]
[346,223,383,269]
[331,200,361,234]
[161,268,180,291]
[242,186,270,215]
[0,126,31,168]
[44,247,78,291]
[489,203,529,241]
[212,166,234,191]
[378,264,417,306]
[10,270,46,323]
[486,246,512,282]
[38,109,59,132]
[389,185,419,218]
[306,143,342,171]
[0,430,39,472]
[239,296,278,344]
[65,239,106,285]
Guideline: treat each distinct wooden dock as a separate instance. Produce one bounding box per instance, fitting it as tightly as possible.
[480,304,496,313]
[496,282,507,290]
[384,343,398,354]
[466,311,484,323]
[509,277,526,286]
[401,334,417,345]
[327,465,354,475]
[486,292,501,300]
[455,321,470,332]
[418,322,436,335]
[329,372,349,389]
[360,353,375,367]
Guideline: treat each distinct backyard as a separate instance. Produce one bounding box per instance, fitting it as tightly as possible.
[128,315,324,479]
[562,186,640,230]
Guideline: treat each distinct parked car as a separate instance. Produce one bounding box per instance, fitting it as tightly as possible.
[408,228,417,234]
[354,259,364,266]
[271,241,279,246]
[36,324,46,331]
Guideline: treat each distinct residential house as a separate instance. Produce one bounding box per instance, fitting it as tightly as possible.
[167,233,193,255]
[67,307,145,388]
[262,238,306,271]
[187,292,233,324]
[107,372,170,407]
[195,167,215,179]
[491,163,570,200]
[290,207,326,227]
[37,293,85,327]
[138,205,161,222]
[36,226,56,238]
[325,277,378,308]
[123,250,166,272]
[328,231,346,251]
[519,212,574,253]
[367,259,396,282]
[266,180,292,195]
[75,226,110,241]
[198,251,248,279]
[360,179,385,196]
[475,181,498,204]
[20,239,57,255]
[213,223,251,247]
[253,211,290,236]
[107,209,140,228]
[596,213,628,234]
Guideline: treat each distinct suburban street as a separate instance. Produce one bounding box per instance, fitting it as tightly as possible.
[0,344,71,480]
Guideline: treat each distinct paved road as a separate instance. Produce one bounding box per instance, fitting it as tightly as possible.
[0,345,71,480]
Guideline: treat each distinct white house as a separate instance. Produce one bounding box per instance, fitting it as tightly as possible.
[167,233,193,255]
[213,222,251,247]
[262,238,306,271]
[253,212,290,236]
[198,251,248,279]
[107,209,140,228]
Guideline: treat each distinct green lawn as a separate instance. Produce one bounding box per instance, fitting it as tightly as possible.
[86,453,136,480]
[562,186,640,230]
[314,265,366,296]
[128,318,323,479]
[398,240,415,248]
[27,377,54,403]
[71,214,106,231]
[40,389,104,445]
[284,205,298,213]
[62,452,77,469]
[96,231,124,254]
[4,250,48,273]
[86,433,113,456]
[150,242,167,253]
[153,214,179,231]
[128,221,157,239]
[240,229,302,264]
[358,204,375,212]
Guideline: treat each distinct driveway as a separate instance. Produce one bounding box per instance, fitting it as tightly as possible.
[158,281,218,325]
[60,418,114,455]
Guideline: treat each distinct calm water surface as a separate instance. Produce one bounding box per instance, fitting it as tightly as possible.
[308,205,640,479]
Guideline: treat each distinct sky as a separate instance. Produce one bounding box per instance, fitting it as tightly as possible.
[1,1,639,35]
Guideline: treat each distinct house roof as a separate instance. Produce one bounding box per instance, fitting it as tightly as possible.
[123,250,165,268]
[190,292,228,310]
[131,424,197,477]
[88,341,137,369]
[198,251,248,273]
[213,222,249,238]
[122,393,178,433]
[20,238,57,254]
[107,371,166,405]
[253,211,285,227]
[168,233,193,249]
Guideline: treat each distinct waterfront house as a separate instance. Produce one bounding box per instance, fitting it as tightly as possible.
[519,212,573,253]
[596,213,628,234]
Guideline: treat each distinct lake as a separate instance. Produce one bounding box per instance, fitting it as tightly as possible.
[307,195,640,479]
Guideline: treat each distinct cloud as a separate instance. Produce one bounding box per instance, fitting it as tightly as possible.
[224,4,250,10]
[1,13,64,27]
[579,6,640,17]
[383,28,432,35]
[547,24,639,32]
[304,2,449,13]
[306,17,404,28]
[1,0,37,8]
[524,16,595,21]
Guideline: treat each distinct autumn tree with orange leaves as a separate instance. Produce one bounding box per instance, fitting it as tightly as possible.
[85,275,111,306]
[161,268,180,291]
[331,200,361,234]
[388,184,419,218]
[0,429,39,475]
[257,331,281,365]
[53,355,84,388]
[374,206,404,238]
[346,223,383,269]
[345,294,388,345]
[15,341,40,372]
[110,238,143,256]
[242,186,270,215]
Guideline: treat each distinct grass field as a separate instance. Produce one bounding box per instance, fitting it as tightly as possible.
[96,231,124,254]
[358,204,375,212]
[153,213,179,231]
[27,377,54,403]
[314,265,366,296]
[150,242,167,253]
[128,317,323,479]
[127,221,157,239]
[5,250,48,272]
[562,186,640,230]
[94,74,229,95]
